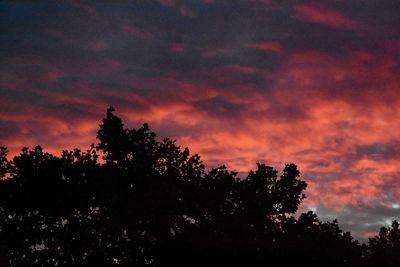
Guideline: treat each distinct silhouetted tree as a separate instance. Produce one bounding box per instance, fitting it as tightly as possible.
[367,220,400,267]
[276,211,363,266]
[0,107,398,266]
[0,147,9,179]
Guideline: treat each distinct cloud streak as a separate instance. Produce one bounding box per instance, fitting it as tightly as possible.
[293,4,359,30]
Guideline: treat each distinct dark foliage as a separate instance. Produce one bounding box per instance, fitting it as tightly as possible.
[0,107,398,266]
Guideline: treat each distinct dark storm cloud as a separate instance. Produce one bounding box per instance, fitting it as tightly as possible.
[193,96,243,116]
[356,141,400,161]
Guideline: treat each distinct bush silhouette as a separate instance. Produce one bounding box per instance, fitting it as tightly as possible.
[0,107,398,266]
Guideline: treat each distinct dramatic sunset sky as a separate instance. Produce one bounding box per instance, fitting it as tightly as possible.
[1,0,400,240]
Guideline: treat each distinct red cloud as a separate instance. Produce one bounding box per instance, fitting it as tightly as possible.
[294,4,359,29]
[384,39,400,53]
[244,41,283,53]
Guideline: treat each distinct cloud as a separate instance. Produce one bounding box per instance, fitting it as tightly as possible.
[193,96,243,117]
[293,4,359,30]
[356,141,400,161]
[244,41,284,54]
[121,23,155,40]
[1,0,400,241]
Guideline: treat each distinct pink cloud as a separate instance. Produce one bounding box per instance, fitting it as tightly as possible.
[294,4,359,29]
[244,41,284,53]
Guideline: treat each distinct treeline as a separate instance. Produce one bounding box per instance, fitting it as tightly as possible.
[0,107,399,266]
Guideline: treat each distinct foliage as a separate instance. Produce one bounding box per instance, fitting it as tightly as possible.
[0,107,398,266]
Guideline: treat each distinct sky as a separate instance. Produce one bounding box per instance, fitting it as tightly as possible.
[1,0,400,241]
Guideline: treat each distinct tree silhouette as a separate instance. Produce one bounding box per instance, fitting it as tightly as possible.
[0,147,9,179]
[367,220,400,267]
[0,106,399,266]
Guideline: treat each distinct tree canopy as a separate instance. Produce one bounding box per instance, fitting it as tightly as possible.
[0,107,398,266]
